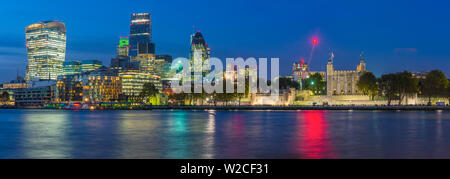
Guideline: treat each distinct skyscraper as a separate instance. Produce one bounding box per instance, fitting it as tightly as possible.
[129,13,155,57]
[25,21,66,81]
[190,31,210,82]
[117,37,130,57]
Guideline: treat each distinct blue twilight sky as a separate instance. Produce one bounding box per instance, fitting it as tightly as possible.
[0,0,450,83]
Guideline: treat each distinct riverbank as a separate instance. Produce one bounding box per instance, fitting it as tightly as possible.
[4,105,450,111]
[151,105,450,111]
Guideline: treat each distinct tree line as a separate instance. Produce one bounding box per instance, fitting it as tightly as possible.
[358,70,450,105]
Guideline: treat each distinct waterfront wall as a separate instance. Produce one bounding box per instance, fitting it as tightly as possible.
[151,105,450,111]
[248,89,450,106]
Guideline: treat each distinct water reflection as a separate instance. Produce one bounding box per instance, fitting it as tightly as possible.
[296,111,336,159]
[20,110,71,158]
[166,111,190,158]
[117,112,162,158]
[1,109,450,159]
[202,110,216,159]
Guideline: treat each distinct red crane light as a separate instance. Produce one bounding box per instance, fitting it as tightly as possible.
[312,38,318,45]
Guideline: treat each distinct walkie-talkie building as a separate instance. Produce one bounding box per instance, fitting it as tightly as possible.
[25,21,66,81]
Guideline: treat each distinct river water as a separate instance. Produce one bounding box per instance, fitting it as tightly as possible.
[0,109,449,159]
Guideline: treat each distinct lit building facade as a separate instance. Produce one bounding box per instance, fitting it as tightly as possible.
[292,59,309,82]
[14,82,57,107]
[2,79,28,89]
[63,61,82,75]
[81,60,103,72]
[326,52,367,96]
[25,21,66,81]
[56,75,83,102]
[129,13,155,58]
[117,37,130,57]
[119,71,162,97]
[56,69,122,103]
[412,72,428,79]
[190,31,210,82]
[110,56,139,72]
[154,55,172,78]
[134,54,155,74]
[292,59,326,90]
[83,75,122,103]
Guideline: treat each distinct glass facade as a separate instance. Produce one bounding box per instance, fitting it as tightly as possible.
[110,56,139,72]
[190,31,210,82]
[154,55,172,79]
[57,72,122,103]
[25,21,66,81]
[129,13,155,57]
[133,54,155,74]
[56,75,83,102]
[81,60,103,72]
[63,61,82,75]
[119,71,162,97]
[83,75,122,103]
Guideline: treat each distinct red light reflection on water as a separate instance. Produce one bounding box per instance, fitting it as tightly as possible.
[232,114,245,137]
[296,110,336,159]
[226,114,247,157]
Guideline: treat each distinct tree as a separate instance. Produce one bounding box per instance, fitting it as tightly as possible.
[169,93,188,105]
[213,79,236,106]
[0,92,9,104]
[279,77,300,90]
[357,71,378,100]
[140,83,160,104]
[304,73,326,95]
[422,70,448,104]
[379,73,399,106]
[192,91,207,105]
[235,78,250,106]
[396,71,418,105]
[446,80,450,105]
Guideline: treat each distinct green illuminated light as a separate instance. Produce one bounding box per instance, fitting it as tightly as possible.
[119,38,129,47]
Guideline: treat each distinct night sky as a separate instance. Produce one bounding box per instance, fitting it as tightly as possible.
[1,0,449,83]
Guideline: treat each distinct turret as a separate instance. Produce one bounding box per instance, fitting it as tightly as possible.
[357,51,366,73]
[327,52,334,75]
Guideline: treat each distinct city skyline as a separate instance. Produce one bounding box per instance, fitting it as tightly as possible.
[1,0,450,83]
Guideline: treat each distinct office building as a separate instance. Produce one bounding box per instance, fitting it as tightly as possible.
[117,37,130,57]
[119,71,162,99]
[2,76,28,89]
[57,69,121,103]
[14,81,57,107]
[63,61,82,75]
[154,55,172,78]
[110,56,139,72]
[190,31,210,82]
[129,13,155,57]
[25,21,66,81]
[81,60,103,72]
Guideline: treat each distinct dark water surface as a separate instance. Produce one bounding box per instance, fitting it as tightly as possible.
[1,109,450,159]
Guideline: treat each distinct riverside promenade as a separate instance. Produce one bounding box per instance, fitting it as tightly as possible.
[151,105,450,111]
[3,105,450,111]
